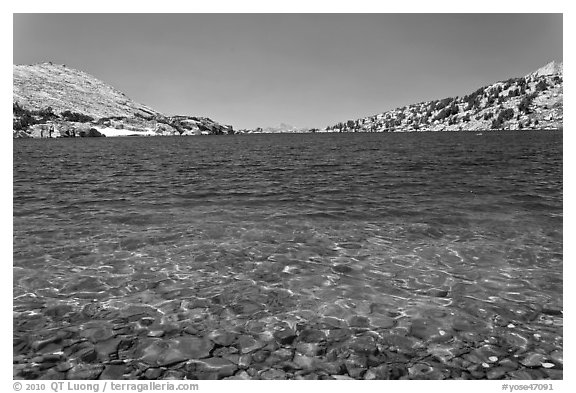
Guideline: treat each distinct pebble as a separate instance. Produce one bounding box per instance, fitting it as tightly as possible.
[82,327,116,343]
[237,335,265,354]
[344,354,367,378]
[502,332,529,349]
[273,328,297,345]
[332,264,353,274]
[520,352,546,368]
[37,369,66,380]
[327,328,352,342]
[348,315,371,328]
[541,363,555,368]
[488,356,498,362]
[429,289,450,298]
[251,350,270,363]
[319,316,347,329]
[99,364,126,380]
[409,319,438,341]
[192,357,238,379]
[143,367,162,379]
[95,338,121,360]
[370,315,395,329]
[260,368,287,379]
[298,329,327,343]
[508,370,535,380]
[300,372,320,380]
[223,370,251,380]
[56,361,75,372]
[147,330,165,338]
[293,353,315,371]
[44,304,74,319]
[348,336,378,355]
[549,350,563,365]
[486,367,508,380]
[296,342,323,357]
[408,362,445,380]
[238,354,252,368]
[76,347,98,363]
[542,305,563,316]
[273,348,294,361]
[316,361,344,375]
[209,331,238,347]
[32,336,61,351]
[67,364,104,379]
[162,370,185,380]
[542,369,563,380]
[139,336,213,366]
[365,364,391,380]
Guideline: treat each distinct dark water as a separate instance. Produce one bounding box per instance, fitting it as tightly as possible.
[13,131,563,379]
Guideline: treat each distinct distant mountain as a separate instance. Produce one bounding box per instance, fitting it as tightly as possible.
[323,61,563,133]
[13,62,233,138]
[238,123,316,134]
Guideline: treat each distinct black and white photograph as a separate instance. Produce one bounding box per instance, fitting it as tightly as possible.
[10,5,565,387]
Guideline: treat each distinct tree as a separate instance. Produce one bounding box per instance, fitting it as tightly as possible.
[518,94,536,114]
[37,107,57,122]
[61,110,94,123]
[491,118,503,129]
[536,80,548,92]
[497,108,515,122]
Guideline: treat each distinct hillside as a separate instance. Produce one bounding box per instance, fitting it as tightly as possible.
[323,61,563,133]
[13,62,233,138]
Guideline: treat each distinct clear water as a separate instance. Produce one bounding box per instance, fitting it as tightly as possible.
[13,131,562,376]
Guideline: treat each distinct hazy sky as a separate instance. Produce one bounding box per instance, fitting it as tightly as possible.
[13,14,562,129]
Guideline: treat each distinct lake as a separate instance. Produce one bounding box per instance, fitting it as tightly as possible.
[13,131,563,380]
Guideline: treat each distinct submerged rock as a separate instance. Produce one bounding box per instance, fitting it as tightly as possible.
[348,315,371,328]
[260,368,287,379]
[520,352,547,368]
[208,331,237,347]
[67,364,104,380]
[297,329,327,343]
[274,328,297,345]
[237,335,265,354]
[408,362,445,380]
[99,364,126,380]
[139,336,213,366]
[293,353,316,372]
[188,357,238,379]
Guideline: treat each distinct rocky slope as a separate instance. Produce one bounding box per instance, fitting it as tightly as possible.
[13,62,233,138]
[322,61,563,133]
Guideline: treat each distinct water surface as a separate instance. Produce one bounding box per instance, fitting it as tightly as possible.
[13,131,563,379]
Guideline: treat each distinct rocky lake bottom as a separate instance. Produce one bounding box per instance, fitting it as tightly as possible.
[13,132,562,380]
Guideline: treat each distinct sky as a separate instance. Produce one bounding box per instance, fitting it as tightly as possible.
[13,13,563,129]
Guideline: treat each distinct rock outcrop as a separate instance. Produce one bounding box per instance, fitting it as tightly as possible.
[322,61,563,133]
[13,62,233,138]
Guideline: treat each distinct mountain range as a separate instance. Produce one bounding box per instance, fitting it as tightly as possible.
[13,61,562,138]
